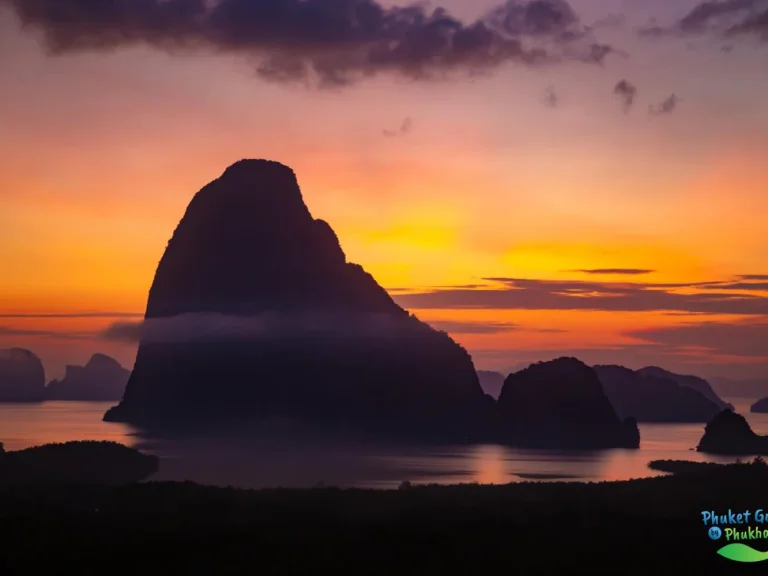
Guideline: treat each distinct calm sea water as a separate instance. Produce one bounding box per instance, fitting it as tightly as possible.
[1,398,766,489]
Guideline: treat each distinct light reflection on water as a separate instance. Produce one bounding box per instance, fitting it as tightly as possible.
[0,398,766,489]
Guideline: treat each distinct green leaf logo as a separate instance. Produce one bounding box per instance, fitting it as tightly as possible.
[717,543,768,562]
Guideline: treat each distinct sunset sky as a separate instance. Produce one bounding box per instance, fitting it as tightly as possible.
[1,0,767,381]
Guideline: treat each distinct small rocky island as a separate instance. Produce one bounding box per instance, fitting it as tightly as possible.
[696,409,768,455]
[498,357,640,449]
[750,397,768,413]
[0,348,46,402]
[45,354,130,401]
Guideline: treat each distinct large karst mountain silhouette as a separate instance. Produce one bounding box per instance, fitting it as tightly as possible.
[104,160,497,441]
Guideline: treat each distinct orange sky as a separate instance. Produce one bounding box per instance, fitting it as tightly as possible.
[1,0,767,381]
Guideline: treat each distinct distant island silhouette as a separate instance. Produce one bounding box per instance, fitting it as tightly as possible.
[480,364,725,423]
[45,354,129,402]
[0,348,45,402]
[750,396,768,413]
[498,357,639,449]
[594,364,721,423]
[0,350,130,403]
[637,366,731,410]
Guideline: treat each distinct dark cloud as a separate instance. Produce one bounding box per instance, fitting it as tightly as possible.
[679,0,758,33]
[486,0,579,37]
[571,268,654,275]
[626,319,768,358]
[729,7,768,37]
[1,0,616,88]
[639,0,768,41]
[392,277,768,314]
[649,94,681,115]
[613,79,636,114]
[382,129,397,137]
[740,274,768,280]
[703,281,768,290]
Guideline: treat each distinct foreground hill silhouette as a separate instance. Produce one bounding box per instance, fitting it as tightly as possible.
[104,160,496,441]
[0,441,158,485]
[0,348,45,402]
[594,364,720,422]
[0,461,764,573]
[498,358,639,449]
[46,354,129,401]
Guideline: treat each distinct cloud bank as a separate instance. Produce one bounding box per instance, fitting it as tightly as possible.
[102,311,442,344]
[2,0,616,87]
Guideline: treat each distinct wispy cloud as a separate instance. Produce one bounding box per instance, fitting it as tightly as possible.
[649,94,681,115]
[426,320,519,334]
[626,318,768,358]
[383,116,414,137]
[570,268,654,275]
[542,86,559,108]
[0,326,95,340]
[0,312,142,318]
[392,276,768,314]
[613,79,637,114]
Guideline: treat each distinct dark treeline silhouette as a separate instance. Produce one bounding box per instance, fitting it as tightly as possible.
[0,441,157,485]
[0,460,765,573]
